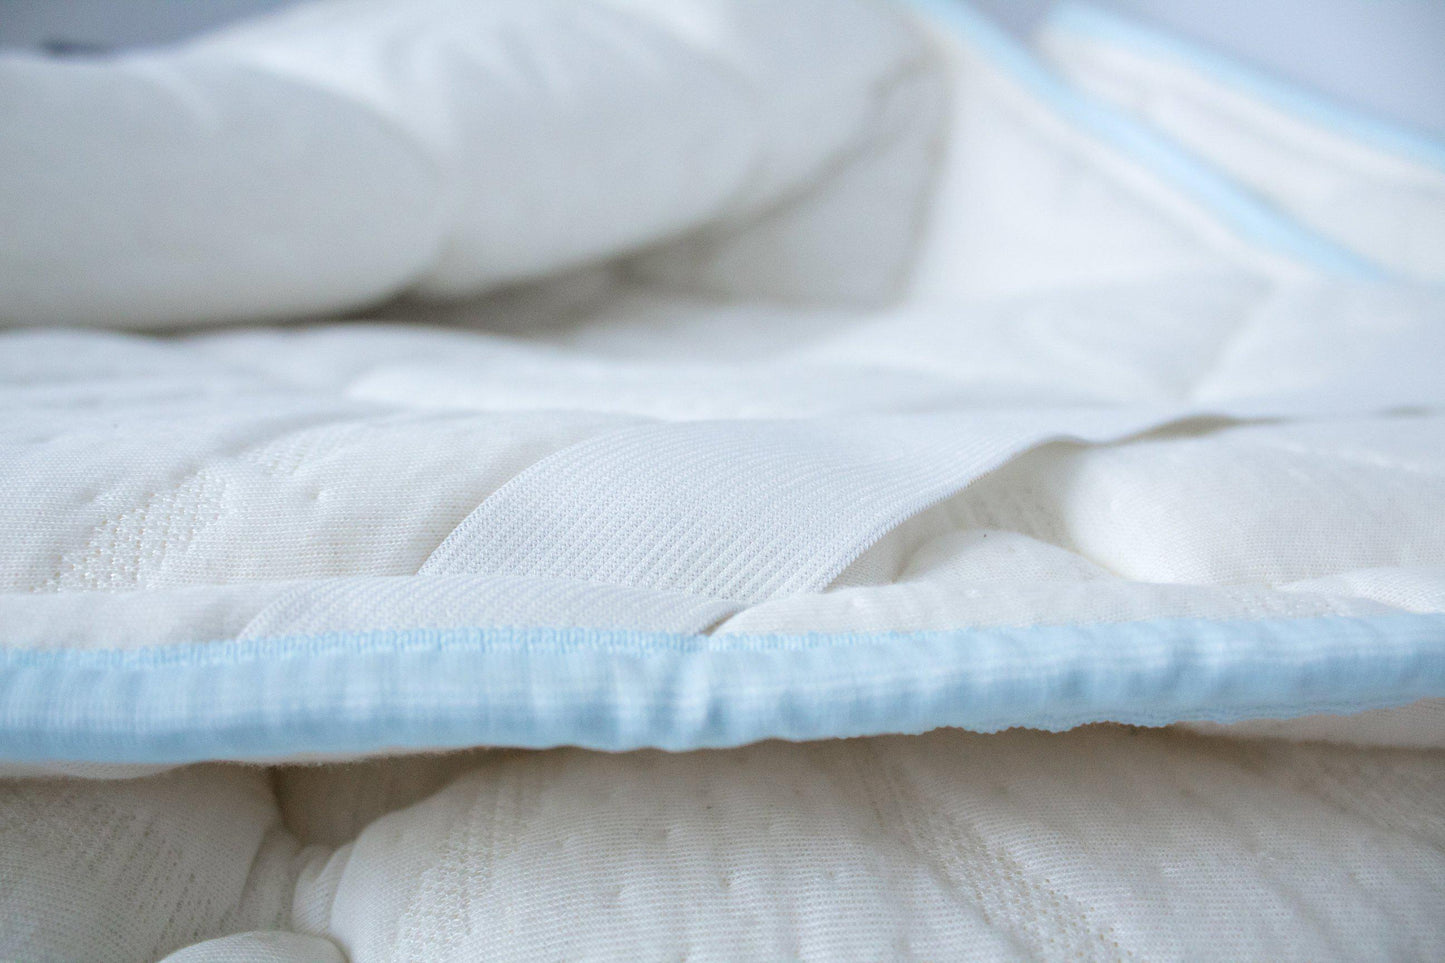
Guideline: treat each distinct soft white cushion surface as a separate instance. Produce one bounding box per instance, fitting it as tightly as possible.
[1,0,1443,756]
[5,729,1443,962]
[3,1,1445,959]
[0,0,929,326]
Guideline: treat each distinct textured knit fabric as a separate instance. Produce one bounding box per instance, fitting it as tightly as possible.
[2,2,1444,763]
[4,729,1443,962]
[2,0,1445,959]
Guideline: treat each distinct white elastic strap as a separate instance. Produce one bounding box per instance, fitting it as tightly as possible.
[422,406,1196,603]
[238,574,739,640]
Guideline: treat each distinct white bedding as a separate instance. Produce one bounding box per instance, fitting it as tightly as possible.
[1,1,1443,959]
[8,728,1444,962]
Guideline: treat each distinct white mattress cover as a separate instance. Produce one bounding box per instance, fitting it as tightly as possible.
[2,1,1443,959]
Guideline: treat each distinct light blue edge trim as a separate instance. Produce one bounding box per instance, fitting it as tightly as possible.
[2,613,1443,763]
[1047,1,1445,173]
[903,0,1384,280]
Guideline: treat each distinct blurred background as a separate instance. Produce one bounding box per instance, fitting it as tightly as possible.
[2,0,1443,137]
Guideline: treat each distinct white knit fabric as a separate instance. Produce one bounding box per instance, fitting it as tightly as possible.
[0,765,317,962]
[5,729,1442,962]
[3,0,1445,959]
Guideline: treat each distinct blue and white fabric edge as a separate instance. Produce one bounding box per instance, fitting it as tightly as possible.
[1044,0,1445,173]
[904,0,1385,279]
[2,613,1442,763]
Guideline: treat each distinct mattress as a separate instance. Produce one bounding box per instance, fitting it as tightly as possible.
[2,1,1443,960]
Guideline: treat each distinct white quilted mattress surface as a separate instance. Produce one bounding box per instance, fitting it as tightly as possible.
[1,0,1443,959]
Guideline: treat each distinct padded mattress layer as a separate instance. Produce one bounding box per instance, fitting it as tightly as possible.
[6,728,1443,962]
[3,1,1444,960]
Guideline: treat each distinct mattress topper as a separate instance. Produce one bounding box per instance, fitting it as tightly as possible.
[3,0,1445,769]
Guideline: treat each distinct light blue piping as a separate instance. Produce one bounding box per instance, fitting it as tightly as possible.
[903,0,1385,279]
[1046,1,1445,173]
[2,614,1443,763]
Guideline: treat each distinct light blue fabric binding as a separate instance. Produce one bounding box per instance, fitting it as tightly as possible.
[905,0,1385,279]
[1046,1,1445,174]
[1,614,1443,762]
